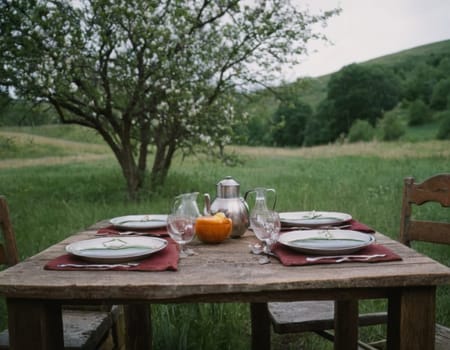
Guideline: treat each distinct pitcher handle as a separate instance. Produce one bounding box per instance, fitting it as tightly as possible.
[266,188,277,210]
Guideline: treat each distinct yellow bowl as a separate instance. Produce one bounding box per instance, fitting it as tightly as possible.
[195,214,232,244]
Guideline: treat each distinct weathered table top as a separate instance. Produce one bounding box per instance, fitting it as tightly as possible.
[1,224,449,303]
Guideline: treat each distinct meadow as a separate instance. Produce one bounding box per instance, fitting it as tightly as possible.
[0,127,449,349]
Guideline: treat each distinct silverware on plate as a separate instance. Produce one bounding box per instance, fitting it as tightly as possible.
[280,224,351,231]
[57,262,140,269]
[306,254,386,263]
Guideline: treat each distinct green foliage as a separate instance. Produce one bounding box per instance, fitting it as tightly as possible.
[347,119,375,143]
[430,78,450,110]
[272,93,312,147]
[303,99,335,146]
[321,64,401,141]
[403,62,438,104]
[0,100,57,126]
[0,0,338,197]
[377,113,406,141]
[408,99,431,126]
[436,111,450,140]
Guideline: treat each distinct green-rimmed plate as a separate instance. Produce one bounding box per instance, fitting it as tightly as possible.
[279,211,352,227]
[278,229,375,255]
[66,237,168,263]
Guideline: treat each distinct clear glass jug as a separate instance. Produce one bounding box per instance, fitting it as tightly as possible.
[245,188,280,250]
[244,187,277,214]
[167,192,201,257]
[171,192,201,217]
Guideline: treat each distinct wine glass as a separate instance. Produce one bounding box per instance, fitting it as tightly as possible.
[166,214,196,258]
[250,209,281,254]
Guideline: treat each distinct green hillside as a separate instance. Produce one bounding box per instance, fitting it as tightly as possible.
[238,38,450,146]
[299,39,450,109]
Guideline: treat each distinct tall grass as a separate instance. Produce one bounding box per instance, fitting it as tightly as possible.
[0,137,449,349]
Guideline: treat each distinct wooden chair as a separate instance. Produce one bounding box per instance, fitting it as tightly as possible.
[0,195,125,350]
[269,174,450,349]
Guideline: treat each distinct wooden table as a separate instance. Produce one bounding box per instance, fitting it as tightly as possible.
[0,223,449,350]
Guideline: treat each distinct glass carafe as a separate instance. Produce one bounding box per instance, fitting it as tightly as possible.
[167,192,200,257]
[245,188,280,252]
[171,192,201,217]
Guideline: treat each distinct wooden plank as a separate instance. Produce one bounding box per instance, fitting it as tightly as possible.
[0,232,449,302]
[436,324,450,350]
[7,299,64,350]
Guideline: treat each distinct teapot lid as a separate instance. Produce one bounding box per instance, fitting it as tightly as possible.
[217,176,240,198]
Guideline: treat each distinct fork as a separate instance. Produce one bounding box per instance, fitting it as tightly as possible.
[306,254,386,263]
[57,262,140,269]
[281,224,351,231]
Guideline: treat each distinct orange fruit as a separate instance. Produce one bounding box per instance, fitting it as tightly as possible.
[195,213,232,244]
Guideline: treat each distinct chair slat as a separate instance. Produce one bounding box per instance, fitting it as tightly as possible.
[407,220,450,245]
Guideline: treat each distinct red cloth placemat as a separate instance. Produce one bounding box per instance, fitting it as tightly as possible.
[45,239,179,271]
[272,243,401,266]
[346,219,375,233]
[96,225,169,237]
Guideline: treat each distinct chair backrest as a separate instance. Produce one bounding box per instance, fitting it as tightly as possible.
[0,196,19,267]
[399,174,450,247]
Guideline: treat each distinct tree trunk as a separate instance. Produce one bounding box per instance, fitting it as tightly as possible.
[113,141,146,201]
[150,141,176,188]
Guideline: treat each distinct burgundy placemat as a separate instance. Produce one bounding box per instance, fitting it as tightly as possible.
[272,243,402,266]
[96,225,169,237]
[346,219,375,233]
[45,239,179,271]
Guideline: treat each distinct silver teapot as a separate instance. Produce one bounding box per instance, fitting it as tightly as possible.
[204,176,249,238]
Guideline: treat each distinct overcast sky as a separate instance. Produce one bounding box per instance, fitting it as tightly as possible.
[282,0,450,80]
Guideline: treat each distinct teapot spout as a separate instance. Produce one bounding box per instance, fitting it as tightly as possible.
[204,193,212,215]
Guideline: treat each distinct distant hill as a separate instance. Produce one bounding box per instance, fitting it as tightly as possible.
[296,39,450,109]
[237,39,450,145]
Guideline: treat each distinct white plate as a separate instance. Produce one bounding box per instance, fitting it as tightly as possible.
[278,229,375,255]
[110,215,168,230]
[66,237,168,263]
[279,211,352,227]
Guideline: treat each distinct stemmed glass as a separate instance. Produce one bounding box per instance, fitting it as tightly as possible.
[250,209,281,255]
[166,214,196,258]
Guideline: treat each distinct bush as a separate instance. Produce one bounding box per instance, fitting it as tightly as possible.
[408,99,430,126]
[347,119,375,142]
[436,111,450,140]
[377,113,405,141]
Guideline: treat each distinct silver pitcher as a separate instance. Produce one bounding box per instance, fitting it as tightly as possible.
[204,176,249,238]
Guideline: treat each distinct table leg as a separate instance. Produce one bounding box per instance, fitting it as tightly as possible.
[250,302,270,350]
[7,298,64,350]
[387,286,436,350]
[124,303,152,350]
[334,299,358,350]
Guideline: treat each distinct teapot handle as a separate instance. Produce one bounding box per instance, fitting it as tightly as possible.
[203,193,212,215]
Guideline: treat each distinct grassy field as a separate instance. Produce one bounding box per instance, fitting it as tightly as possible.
[1,126,449,349]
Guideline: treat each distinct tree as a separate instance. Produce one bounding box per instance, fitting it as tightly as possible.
[430,78,450,110]
[0,0,337,199]
[272,94,312,147]
[321,64,401,142]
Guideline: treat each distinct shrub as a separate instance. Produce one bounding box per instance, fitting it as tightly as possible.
[377,113,405,141]
[436,111,450,140]
[408,99,430,126]
[347,119,375,142]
